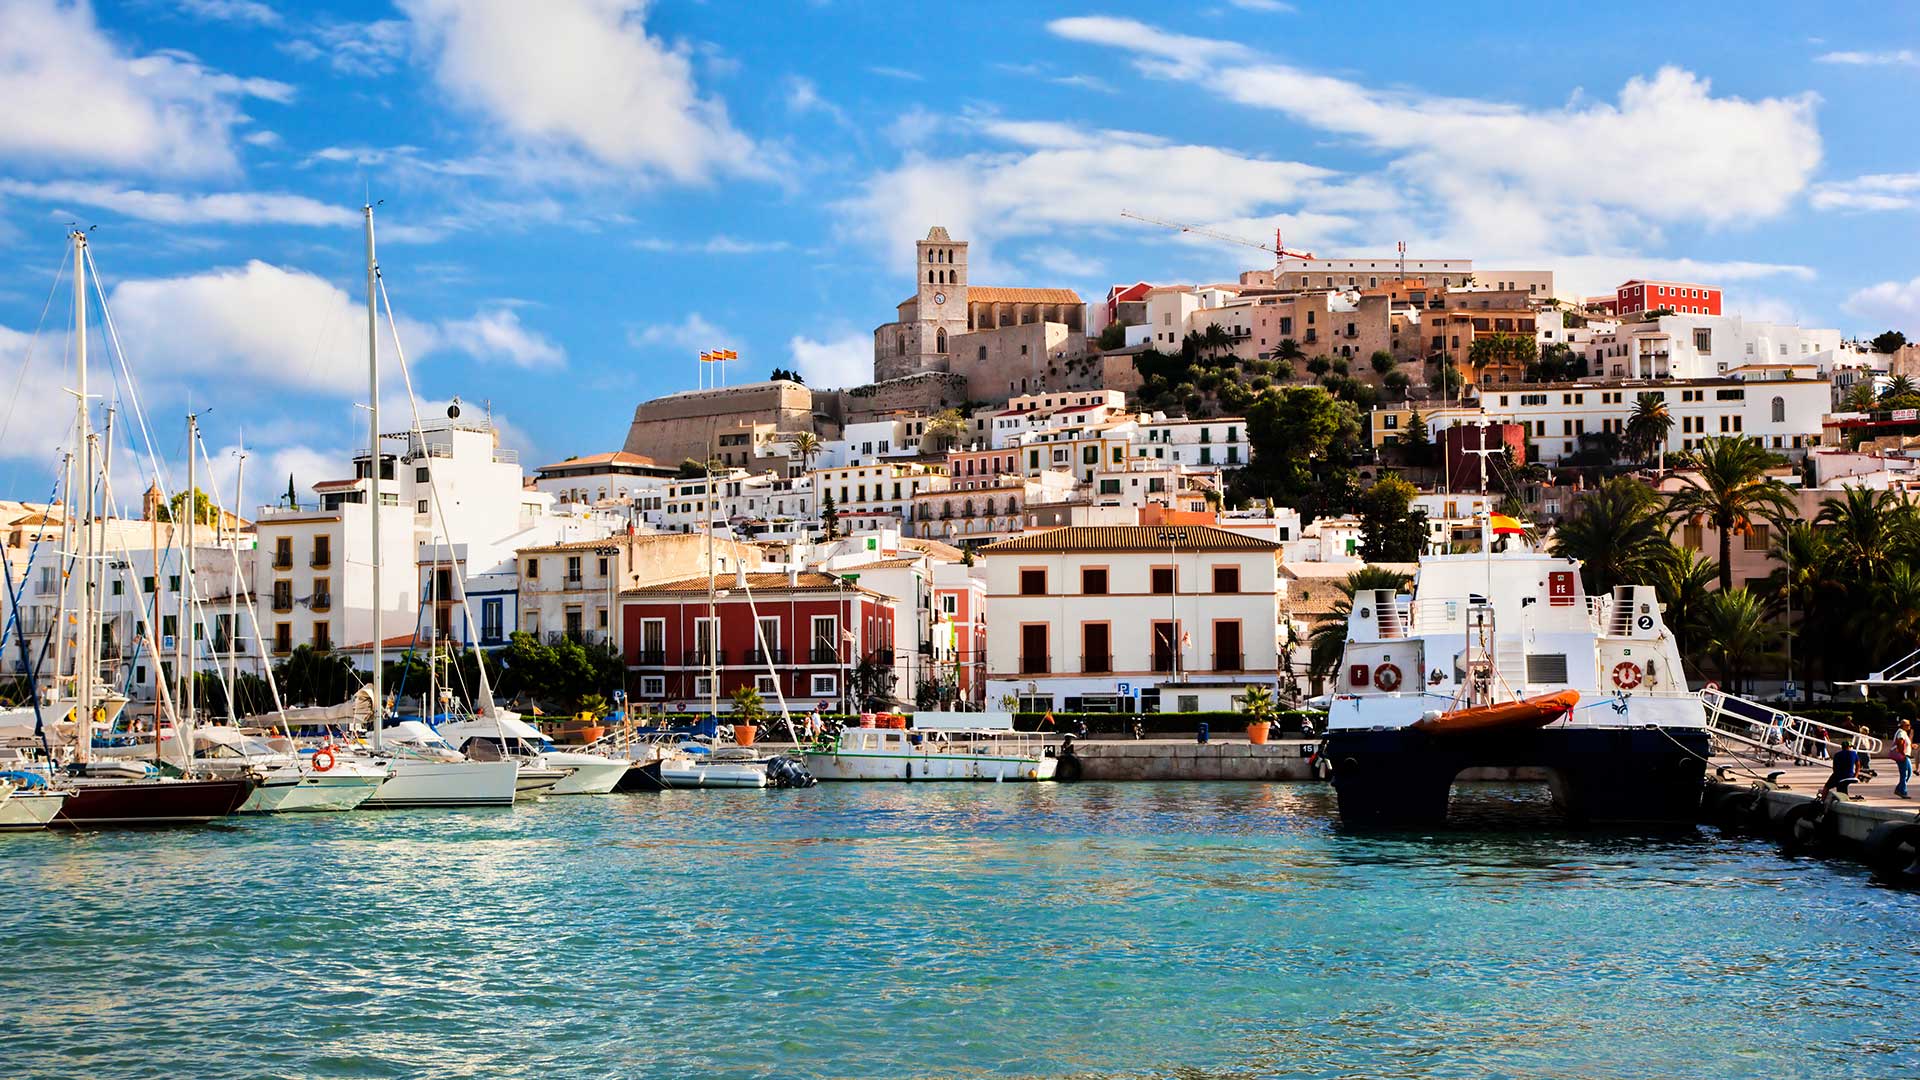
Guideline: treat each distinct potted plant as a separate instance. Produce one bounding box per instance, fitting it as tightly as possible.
[1241,685,1276,746]
[730,685,766,747]
[574,693,609,744]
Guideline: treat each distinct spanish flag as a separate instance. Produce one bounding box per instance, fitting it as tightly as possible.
[1490,513,1528,535]
[720,349,738,360]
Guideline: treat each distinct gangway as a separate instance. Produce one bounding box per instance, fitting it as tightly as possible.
[1832,647,1920,692]
[1701,687,1882,766]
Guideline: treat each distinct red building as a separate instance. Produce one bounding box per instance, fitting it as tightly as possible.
[1615,279,1721,317]
[620,571,898,713]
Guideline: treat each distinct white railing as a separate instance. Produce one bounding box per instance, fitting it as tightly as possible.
[1701,687,1882,764]
[1407,595,1603,635]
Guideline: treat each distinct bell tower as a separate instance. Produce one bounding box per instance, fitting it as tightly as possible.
[913,227,969,370]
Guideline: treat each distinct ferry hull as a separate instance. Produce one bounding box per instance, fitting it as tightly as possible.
[1325,726,1709,827]
[803,751,1057,782]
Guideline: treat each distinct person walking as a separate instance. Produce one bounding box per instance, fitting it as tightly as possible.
[1891,719,1912,800]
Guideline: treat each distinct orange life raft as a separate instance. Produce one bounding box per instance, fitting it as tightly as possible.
[1409,689,1580,735]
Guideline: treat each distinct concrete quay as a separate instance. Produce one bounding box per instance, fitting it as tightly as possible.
[1705,758,1920,885]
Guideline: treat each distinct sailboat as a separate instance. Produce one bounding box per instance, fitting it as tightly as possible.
[28,230,256,826]
[352,204,518,810]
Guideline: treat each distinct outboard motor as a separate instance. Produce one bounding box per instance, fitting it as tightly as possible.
[765,756,818,789]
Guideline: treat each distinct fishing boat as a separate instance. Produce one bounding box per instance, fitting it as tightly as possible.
[1321,512,1708,826]
[802,713,1057,782]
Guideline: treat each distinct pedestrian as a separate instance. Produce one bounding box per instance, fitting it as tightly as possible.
[1820,732,1862,799]
[1891,719,1912,800]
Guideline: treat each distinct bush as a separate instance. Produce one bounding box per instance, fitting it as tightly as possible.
[1012,709,1323,737]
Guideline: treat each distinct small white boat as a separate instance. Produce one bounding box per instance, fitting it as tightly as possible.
[359,722,520,809]
[0,786,70,830]
[655,745,772,789]
[802,714,1057,782]
[435,710,629,795]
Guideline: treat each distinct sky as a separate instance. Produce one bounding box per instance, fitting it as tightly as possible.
[1,0,1917,504]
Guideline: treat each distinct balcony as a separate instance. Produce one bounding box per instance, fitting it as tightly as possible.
[683,648,726,666]
[1082,653,1112,674]
[270,597,293,614]
[1019,654,1050,675]
[271,639,293,657]
[563,575,586,591]
[310,553,332,569]
[1151,654,1176,674]
[744,648,789,665]
[631,649,667,667]
[867,649,896,666]
[1214,652,1244,673]
[310,593,332,613]
[808,647,840,665]
[272,553,293,571]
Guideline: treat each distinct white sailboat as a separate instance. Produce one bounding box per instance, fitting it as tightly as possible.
[353,204,517,810]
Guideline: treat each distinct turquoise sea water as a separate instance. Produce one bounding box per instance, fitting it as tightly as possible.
[3,782,1918,1080]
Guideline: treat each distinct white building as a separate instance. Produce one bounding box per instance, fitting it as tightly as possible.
[1134,417,1250,471]
[1442,377,1832,464]
[981,525,1286,713]
[1584,314,1844,381]
[811,461,949,534]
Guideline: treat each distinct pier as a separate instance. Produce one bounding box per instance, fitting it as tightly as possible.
[1706,759,1920,884]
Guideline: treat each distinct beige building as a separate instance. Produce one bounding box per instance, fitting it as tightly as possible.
[620,380,829,471]
[517,533,764,647]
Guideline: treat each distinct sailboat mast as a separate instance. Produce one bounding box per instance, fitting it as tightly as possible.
[229,446,244,722]
[184,412,197,731]
[72,229,92,765]
[366,204,384,753]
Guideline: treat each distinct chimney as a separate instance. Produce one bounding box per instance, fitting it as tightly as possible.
[787,564,800,588]
[735,563,748,590]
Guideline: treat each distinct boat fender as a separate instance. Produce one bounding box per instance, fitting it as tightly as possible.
[1708,787,1763,831]
[1611,662,1643,690]
[1865,822,1920,887]
[1373,663,1403,693]
[1055,746,1084,783]
[1778,801,1831,853]
[312,747,337,773]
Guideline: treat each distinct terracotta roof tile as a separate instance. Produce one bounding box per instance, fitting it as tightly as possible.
[621,571,889,599]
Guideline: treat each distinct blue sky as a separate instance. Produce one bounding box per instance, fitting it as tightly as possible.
[1,0,1917,500]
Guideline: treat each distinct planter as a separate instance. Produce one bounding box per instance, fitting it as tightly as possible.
[1245,721,1270,745]
[577,725,606,744]
[734,723,758,747]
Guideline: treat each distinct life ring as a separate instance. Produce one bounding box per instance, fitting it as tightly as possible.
[1867,823,1920,887]
[1373,663,1403,693]
[1703,681,1719,692]
[1611,662,1643,690]
[1778,801,1830,854]
[312,747,337,773]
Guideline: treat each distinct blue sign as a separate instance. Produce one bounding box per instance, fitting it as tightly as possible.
[1118,682,1132,696]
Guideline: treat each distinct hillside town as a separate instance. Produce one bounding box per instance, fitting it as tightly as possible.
[9,225,1920,721]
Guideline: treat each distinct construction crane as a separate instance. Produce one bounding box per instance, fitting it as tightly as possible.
[1119,209,1316,264]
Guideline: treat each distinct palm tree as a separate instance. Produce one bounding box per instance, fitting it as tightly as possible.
[1549,477,1670,594]
[1843,382,1879,413]
[1625,394,1673,469]
[1855,563,1920,673]
[1275,338,1304,362]
[1815,485,1916,577]
[1882,374,1917,400]
[1698,587,1781,693]
[1648,545,1718,667]
[1663,437,1795,592]
[925,409,967,453]
[788,431,821,475]
[1307,567,1413,685]
[1763,520,1831,693]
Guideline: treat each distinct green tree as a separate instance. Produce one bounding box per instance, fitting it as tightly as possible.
[1648,546,1718,667]
[850,655,897,711]
[788,431,821,473]
[926,408,968,452]
[160,487,218,525]
[1308,568,1413,685]
[1763,520,1832,693]
[1382,369,1412,400]
[1625,393,1674,468]
[1235,385,1362,523]
[1356,474,1427,561]
[1274,338,1305,362]
[1871,330,1908,354]
[820,491,839,537]
[1815,485,1916,578]
[271,644,360,707]
[1663,437,1795,592]
[1698,588,1780,693]
[1550,476,1673,594]
[1844,382,1879,412]
[1399,407,1432,464]
[1096,322,1129,350]
[1369,350,1395,375]
[1429,362,1464,395]
[1881,374,1916,401]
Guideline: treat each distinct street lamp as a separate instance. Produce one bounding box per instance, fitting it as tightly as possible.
[1156,528,1188,687]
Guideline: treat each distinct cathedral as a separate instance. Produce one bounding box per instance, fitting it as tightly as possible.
[872,227,1085,384]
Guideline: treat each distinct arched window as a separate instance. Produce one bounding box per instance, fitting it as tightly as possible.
[928,269,935,283]
[936,327,947,353]
[1771,396,1785,423]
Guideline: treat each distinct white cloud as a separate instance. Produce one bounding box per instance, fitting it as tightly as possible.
[634,235,791,255]
[629,312,729,353]
[0,0,292,175]
[868,66,923,82]
[0,180,356,227]
[1050,74,1116,94]
[1048,18,1822,255]
[788,333,869,389]
[0,324,82,466]
[786,75,850,128]
[178,0,280,26]
[438,308,564,368]
[1816,49,1919,67]
[1023,245,1104,279]
[399,0,758,181]
[279,19,410,78]
[242,130,282,148]
[1844,278,1920,332]
[1810,172,1920,212]
[1224,0,1295,11]
[838,123,1349,276]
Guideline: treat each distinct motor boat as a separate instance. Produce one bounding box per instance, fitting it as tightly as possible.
[432,708,628,795]
[193,728,388,813]
[357,720,521,809]
[802,714,1057,782]
[1320,514,1708,826]
[0,772,69,830]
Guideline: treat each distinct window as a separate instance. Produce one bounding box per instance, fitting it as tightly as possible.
[311,577,332,611]
[1020,569,1047,596]
[1020,624,1049,674]
[1081,568,1108,595]
[1745,523,1770,551]
[1771,396,1786,423]
[273,623,291,654]
[755,674,779,695]
[693,676,716,699]
[1151,567,1175,594]
[273,537,292,569]
[481,598,504,644]
[755,616,780,661]
[271,580,293,612]
[811,616,838,663]
[525,559,539,580]
[810,673,838,696]
[313,623,332,651]
[640,676,665,697]
[1212,566,1240,594]
[566,555,583,582]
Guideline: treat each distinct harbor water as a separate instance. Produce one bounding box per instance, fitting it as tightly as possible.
[4,782,1919,1079]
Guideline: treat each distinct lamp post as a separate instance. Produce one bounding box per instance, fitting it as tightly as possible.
[1157,527,1188,687]
[595,544,621,704]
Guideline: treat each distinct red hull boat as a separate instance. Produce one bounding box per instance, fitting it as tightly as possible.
[53,777,256,827]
